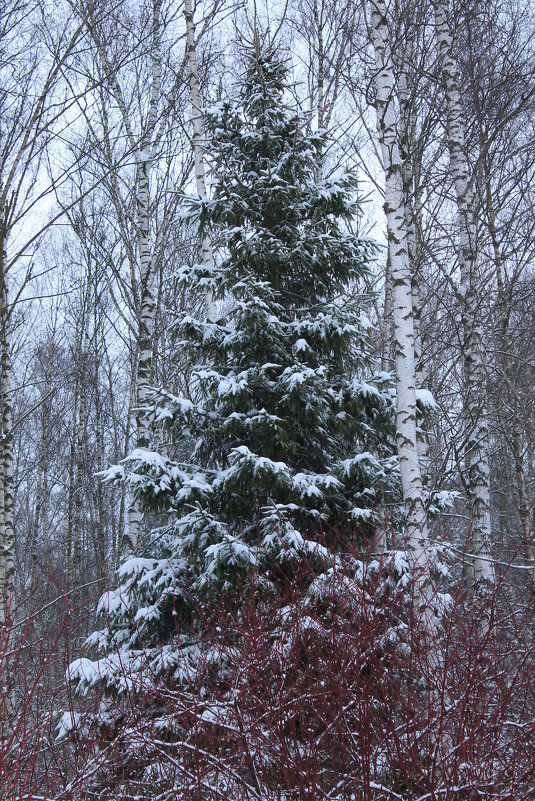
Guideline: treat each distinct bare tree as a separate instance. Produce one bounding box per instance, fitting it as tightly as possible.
[0,0,94,740]
[462,0,535,590]
[367,0,429,569]
[184,0,218,321]
[433,0,494,588]
[66,0,194,557]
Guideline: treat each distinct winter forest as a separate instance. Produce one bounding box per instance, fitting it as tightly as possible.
[2,0,535,797]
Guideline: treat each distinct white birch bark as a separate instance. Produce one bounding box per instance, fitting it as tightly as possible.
[311,0,328,182]
[433,0,494,588]
[368,0,428,567]
[395,42,430,478]
[313,0,326,134]
[124,0,161,555]
[184,0,216,321]
[396,64,426,388]
[381,252,394,372]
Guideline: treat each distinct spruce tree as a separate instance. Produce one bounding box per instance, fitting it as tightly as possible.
[71,42,398,728]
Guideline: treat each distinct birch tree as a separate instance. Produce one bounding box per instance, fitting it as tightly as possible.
[184,0,217,321]
[368,0,428,566]
[389,0,445,487]
[390,0,438,396]
[433,0,494,588]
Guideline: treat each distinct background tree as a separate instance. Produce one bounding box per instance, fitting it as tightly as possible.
[432,0,494,589]
[0,0,98,741]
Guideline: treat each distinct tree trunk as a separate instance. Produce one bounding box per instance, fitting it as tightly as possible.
[184,0,216,321]
[30,374,51,588]
[368,0,428,568]
[93,308,107,584]
[0,237,14,744]
[73,342,90,585]
[483,162,534,594]
[66,371,78,589]
[434,0,494,588]
[395,30,430,478]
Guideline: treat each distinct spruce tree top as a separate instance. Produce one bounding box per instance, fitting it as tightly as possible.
[197,48,367,307]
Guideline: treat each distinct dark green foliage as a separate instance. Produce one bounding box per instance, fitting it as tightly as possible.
[91,45,397,661]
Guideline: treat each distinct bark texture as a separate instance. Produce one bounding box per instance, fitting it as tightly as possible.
[434,0,494,587]
[369,0,428,565]
[184,0,216,321]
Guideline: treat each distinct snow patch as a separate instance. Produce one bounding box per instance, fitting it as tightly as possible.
[416,388,437,409]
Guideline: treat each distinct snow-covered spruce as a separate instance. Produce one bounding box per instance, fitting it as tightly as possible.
[73,47,399,706]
